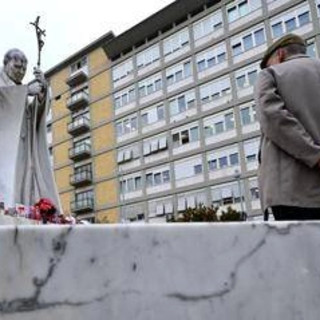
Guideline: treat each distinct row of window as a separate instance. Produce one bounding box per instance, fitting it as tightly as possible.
[114,35,317,113]
[119,139,259,195]
[114,60,259,114]
[116,103,258,140]
[122,177,260,222]
[112,1,314,87]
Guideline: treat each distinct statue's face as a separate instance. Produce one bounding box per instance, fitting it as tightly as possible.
[4,51,27,84]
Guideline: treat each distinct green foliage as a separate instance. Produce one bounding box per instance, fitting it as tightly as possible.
[219,206,244,222]
[175,203,218,222]
[169,204,245,223]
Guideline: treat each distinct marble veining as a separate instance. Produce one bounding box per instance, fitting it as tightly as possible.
[0,222,319,320]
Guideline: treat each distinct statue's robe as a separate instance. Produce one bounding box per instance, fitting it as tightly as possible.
[0,70,61,211]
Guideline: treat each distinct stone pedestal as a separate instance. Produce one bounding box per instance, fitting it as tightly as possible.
[0,222,319,319]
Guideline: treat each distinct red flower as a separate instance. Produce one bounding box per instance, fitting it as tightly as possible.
[34,198,57,224]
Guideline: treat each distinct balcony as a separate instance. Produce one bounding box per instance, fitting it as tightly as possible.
[67,91,89,112]
[71,198,94,214]
[66,67,88,87]
[70,169,93,187]
[69,142,91,161]
[67,116,90,136]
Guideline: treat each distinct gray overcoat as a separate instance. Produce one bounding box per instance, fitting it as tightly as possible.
[255,54,320,211]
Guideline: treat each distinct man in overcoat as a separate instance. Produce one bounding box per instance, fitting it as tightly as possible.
[255,34,320,220]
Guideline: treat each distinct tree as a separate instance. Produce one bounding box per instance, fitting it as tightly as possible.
[169,204,245,222]
[219,206,245,222]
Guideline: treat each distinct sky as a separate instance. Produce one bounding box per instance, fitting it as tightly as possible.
[1,0,174,80]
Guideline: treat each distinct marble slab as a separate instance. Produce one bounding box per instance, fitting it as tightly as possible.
[0,222,320,319]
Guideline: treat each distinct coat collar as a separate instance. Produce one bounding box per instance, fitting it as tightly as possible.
[284,54,310,62]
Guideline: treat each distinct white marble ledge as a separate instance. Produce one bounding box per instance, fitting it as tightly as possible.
[0,222,320,320]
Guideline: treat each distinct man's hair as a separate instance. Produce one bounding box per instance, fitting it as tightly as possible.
[282,43,307,56]
[3,49,27,66]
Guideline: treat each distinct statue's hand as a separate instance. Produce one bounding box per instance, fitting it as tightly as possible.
[33,67,47,89]
[27,80,44,96]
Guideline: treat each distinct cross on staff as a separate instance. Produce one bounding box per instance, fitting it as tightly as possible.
[30,16,46,68]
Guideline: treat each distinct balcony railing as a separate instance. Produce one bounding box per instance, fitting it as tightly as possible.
[67,116,90,136]
[71,198,94,214]
[69,142,91,161]
[66,67,88,87]
[70,169,93,187]
[67,91,89,111]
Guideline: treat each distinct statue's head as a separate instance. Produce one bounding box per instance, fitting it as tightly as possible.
[3,49,28,84]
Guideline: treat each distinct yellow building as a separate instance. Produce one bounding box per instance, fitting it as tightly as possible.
[47,0,319,223]
[46,32,119,223]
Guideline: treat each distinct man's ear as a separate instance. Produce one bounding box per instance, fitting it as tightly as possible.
[277,48,287,63]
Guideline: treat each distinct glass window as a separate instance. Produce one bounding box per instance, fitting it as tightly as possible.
[184,61,192,77]
[139,86,146,97]
[239,1,249,16]
[178,96,186,112]
[193,10,223,40]
[307,40,316,58]
[146,173,153,187]
[207,56,216,68]
[141,114,148,126]
[209,159,217,171]
[157,105,165,120]
[172,133,180,147]
[205,126,214,137]
[131,117,137,131]
[236,75,246,88]
[166,75,174,86]
[181,130,190,144]
[190,127,199,141]
[154,173,162,185]
[241,107,251,125]
[250,179,260,200]
[163,28,189,56]
[246,154,256,162]
[197,60,206,72]
[215,122,224,134]
[230,153,239,165]
[217,52,226,63]
[232,43,242,56]
[228,7,238,22]
[248,70,257,86]
[155,79,162,91]
[225,113,234,130]
[163,170,170,183]
[298,12,310,26]
[254,29,265,46]
[116,123,123,136]
[194,164,203,174]
[272,22,283,38]
[135,177,142,189]
[127,178,134,192]
[243,34,253,51]
[285,18,296,32]
[175,70,183,82]
[219,156,228,168]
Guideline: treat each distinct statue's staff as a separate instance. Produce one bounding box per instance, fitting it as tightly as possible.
[29,16,46,68]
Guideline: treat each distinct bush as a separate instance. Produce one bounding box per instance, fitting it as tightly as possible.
[169,204,245,223]
[219,206,244,222]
